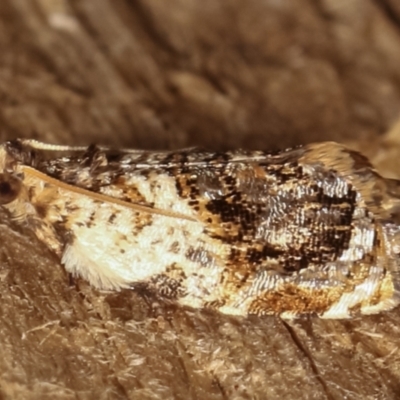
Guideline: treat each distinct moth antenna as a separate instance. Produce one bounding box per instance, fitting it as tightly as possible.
[18,139,90,152]
[22,166,197,222]
[18,139,201,155]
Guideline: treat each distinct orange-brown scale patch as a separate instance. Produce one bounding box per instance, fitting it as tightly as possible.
[247,284,343,316]
[113,178,148,204]
[131,212,153,234]
[365,271,397,308]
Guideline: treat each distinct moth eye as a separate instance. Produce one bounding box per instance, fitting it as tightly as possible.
[0,173,22,205]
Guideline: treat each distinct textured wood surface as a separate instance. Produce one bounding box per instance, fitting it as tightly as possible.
[0,1,400,399]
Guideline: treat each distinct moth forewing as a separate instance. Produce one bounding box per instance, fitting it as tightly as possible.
[0,139,399,319]
[22,166,217,294]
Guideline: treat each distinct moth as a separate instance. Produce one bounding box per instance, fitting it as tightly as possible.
[0,139,399,318]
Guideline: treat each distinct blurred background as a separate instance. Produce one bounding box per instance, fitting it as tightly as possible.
[1,0,400,158]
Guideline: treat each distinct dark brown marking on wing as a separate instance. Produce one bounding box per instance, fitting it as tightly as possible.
[148,270,186,299]
[184,161,356,260]
[185,246,215,266]
[108,213,117,224]
[169,241,180,254]
[153,275,183,298]
[113,176,149,205]
[344,149,374,170]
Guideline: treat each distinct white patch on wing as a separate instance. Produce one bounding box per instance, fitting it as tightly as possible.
[103,173,198,217]
[59,187,226,298]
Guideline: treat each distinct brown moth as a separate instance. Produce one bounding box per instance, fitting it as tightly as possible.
[0,139,399,318]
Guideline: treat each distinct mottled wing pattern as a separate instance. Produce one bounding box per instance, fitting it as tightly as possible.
[1,140,400,318]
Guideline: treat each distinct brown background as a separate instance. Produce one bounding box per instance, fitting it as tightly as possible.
[0,1,400,399]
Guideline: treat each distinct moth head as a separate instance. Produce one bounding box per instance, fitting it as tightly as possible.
[0,142,26,205]
[0,172,22,205]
